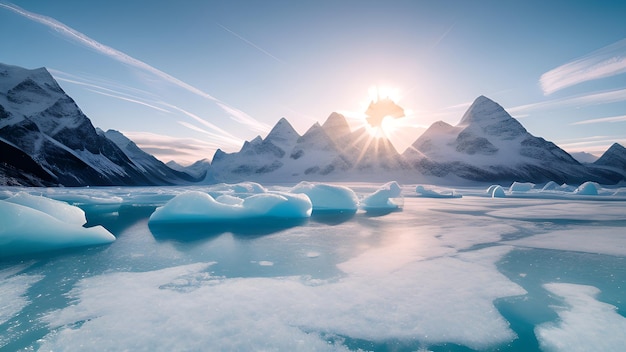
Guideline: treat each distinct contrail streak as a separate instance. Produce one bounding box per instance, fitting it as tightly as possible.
[0,2,270,133]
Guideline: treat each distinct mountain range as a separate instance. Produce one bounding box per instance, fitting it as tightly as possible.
[0,63,198,186]
[1,63,625,186]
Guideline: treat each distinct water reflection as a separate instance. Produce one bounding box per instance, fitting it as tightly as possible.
[148,218,308,242]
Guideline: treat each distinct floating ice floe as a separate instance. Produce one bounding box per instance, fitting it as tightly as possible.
[360,181,403,211]
[0,193,115,258]
[291,182,359,212]
[486,185,506,198]
[536,283,626,351]
[415,185,462,198]
[148,191,312,224]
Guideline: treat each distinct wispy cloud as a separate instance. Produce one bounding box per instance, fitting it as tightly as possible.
[217,23,285,64]
[0,2,269,133]
[84,88,171,113]
[553,135,625,152]
[540,38,626,95]
[571,114,626,125]
[122,131,221,164]
[509,88,626,115]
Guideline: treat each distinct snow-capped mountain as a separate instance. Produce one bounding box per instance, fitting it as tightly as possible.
[166,159,211,180]
[208,113,409,183]
[103,129,201,184]
[0,63,193,186]
[3,62,624,186]
[402,96,622,184]
[205,95,624,184]
[570,151,599,164]
[593,143,626,177]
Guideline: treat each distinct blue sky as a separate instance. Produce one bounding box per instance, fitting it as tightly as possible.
[1,0,626,164]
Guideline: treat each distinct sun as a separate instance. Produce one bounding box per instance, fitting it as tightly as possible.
[363,85,405,135]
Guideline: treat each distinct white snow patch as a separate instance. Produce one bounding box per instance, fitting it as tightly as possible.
[504,227,626,256]
[0,264,43,325]
[488,201,626,221]
[40,246,525,351]
[536,283,626,352]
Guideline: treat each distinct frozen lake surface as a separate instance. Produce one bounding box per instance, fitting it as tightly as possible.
[1,183,625,351]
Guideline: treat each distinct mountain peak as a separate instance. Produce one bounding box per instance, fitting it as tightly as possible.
[458,95,510,126]
[595,143,626,170]
[457,95,527,139]
[264,117,300,148]
[322,112,351,140]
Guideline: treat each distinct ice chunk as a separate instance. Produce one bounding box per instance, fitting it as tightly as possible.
[5,192,86,225]
[415,185,462,198]
[509,182,534,192]
[574,181,599,195]
[360,181,403,211]
[536,283,626,351]
[148,191,312,224]
[291,182,358,212]
[487,185,506,198]
[0,200,115,258]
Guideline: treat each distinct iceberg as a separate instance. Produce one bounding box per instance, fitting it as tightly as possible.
[0,197,115,258]
[291,182,358,212]
[509,182,534,193]
[148,191,312,224]
[4,192,86,225]
[360,181,403,211]
[574,181,599,195]
[487,185,506,198]
[415,185,462,198]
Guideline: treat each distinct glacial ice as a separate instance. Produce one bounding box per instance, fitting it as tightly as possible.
[360,181,403,211]
[0,197,115,257]
[148,191,312,224]
[291,181,359,212]
[415,185,462,198]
